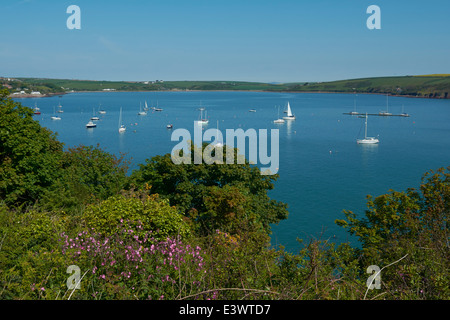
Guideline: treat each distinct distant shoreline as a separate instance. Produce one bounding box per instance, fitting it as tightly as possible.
[9,92,65,99]
[5,75,449,100]
[10,89,448,100]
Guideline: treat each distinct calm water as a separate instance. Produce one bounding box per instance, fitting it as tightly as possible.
[16,91,450,252]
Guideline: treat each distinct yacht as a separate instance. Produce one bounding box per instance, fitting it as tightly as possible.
[33,103,41,115]
[273,106,285,123]
[138,103,147,115]
[282,102,296,120]
[357,113,379,144]
[91,108,100,120]
[379,94,392,116]
[197,107,209,125]
[118,107,126,133]
[86,121,96,128]
[400,105,410,117]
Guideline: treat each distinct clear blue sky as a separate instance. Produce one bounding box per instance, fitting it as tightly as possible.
[1,0,449,82]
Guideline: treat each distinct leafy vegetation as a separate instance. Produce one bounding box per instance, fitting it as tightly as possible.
[0,90,448,300]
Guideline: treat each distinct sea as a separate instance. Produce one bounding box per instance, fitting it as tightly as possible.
[15,91,450,252]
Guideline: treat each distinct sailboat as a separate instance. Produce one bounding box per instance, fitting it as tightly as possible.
[379,94,392,116]
[357,113,379,144]
[56,102,64,113]
[273,106,285,123]
[118,107,126,133]
[143,101,149,111]
[33,103,41,115]
[282,102,296,120]
[138,103,147,115]
[153,101,163,112]
[150,101,163,112]
[51,106,61,120]
[98,103,106,114]
[197,107,209,125]
[400,104,410,117]
[349,92,359,115]
[214,120,223,147]
[91,108,100,120]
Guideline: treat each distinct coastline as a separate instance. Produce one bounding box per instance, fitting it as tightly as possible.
[9,92,66,99]
[10,89,448,100]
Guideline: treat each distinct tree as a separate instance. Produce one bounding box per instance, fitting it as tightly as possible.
[130,143,288,237]
[0,89,64,206]
[41,145,129,211]
[336,167,450,299]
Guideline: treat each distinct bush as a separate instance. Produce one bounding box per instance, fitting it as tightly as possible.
[82,192,191,241]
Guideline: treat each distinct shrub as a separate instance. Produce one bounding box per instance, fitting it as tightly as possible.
[82,193,191,241]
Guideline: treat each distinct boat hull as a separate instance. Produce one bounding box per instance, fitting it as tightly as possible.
[357,138,379,144]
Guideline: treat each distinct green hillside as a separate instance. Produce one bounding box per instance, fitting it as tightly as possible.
[3,75,449,98]
[284,75,450,98]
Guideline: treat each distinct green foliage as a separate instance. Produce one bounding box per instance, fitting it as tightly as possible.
[82,192,191,241]
[336,167,450,299]
[0,204,68,299]
[130,143,288,236]
[0,89,64,206]
[40,145,129,211]
[1,95,448,300]
[11,75,450,98]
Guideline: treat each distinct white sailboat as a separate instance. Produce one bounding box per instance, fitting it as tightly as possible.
[138,103,147,115]
[197,107,209,125]
[282,102,296,120]
[56,102,64,113]
[51,106,61,120]
[153,101,163,112]
[379,94,392,116]
[143,101,149,111]
[214,120,223,147]
[98,103,106,114]
[151,101,163,111]
[91,108,100,120]
[400,104,410,117]
[349,92,359,115]
[273,106,285,123]
[357,113,379,144]
[118,107,126,133]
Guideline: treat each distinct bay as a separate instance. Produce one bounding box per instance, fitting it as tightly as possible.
[16,91,450,252]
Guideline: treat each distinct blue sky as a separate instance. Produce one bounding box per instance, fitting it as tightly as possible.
[1,0,449,82]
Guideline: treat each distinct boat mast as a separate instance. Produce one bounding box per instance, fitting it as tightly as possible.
[365,113,368,139]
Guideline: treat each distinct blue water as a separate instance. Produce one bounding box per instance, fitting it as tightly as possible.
[16,91,450,252]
